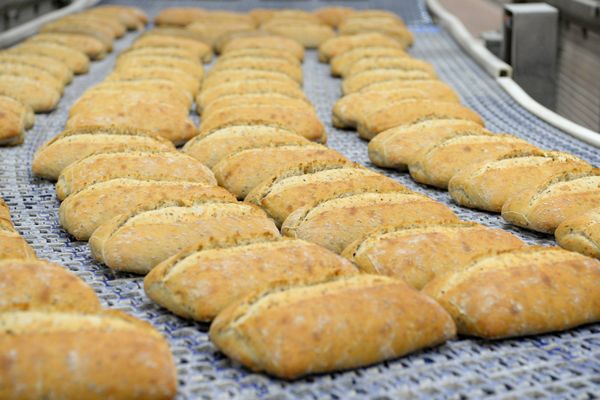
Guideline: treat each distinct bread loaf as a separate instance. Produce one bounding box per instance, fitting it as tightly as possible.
[133,35,212,62]
[0,94,34,129]
[107,67,200,96]
[261,22,335,48]
[313,7,355,28]
[85,80,192,109]
[339,17,414,48]
[0,96,27,146]
[330,47,407,77]
[202,94,312,119]
[555,207,600,258]
[0,62,64,93]
[116,55,203,80]
[154,7,208,26]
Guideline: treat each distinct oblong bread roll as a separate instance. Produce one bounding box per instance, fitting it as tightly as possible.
[0,259,100,312]
[202,94,312,120]
[210,274,456,379]
[60,179,235,241]
[0,75,60,112]
[115,54,203,80]
[202,69,298,90]
[330,46,407,77]
[40,20,114,49]
[9,42,89,74]
[222,36,304,61]
[213,144,348,199]
[56,151,215,201]
[182,125,309,168]
[423,247,600,339]
[0,62,64,93]
[345,57,437,78]
[342,222,524,289]
[318,32,401,62]
[261,23,335,48]
[0,94,34,129]
[282,192,459,253]
[342,69,434,94]
[0,53,72,84]
[89,202,279,273]
[154,7,208,26]
[448,151,591,212]
[0,311,177,400]
[145,237,357,321]
[119,46,200,65]
[217,48,300,67]
[28,33,108,60]
[32,126,175,180]
[339,19,414,48]
[409,134,538,189]
[555,207,600,258]
[0,99,26,146]
[107,67,200,96]
[501,170,600,233]
[0,231,36,260]
[132,35,213,62]
[313,6,355,28]
[211,57,303,83]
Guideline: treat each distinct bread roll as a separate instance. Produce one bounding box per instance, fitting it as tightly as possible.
[423,247,600,339]
[116,54,203,80]
[0,311,177,399]
[144,26,210,44]
[202,94,311,119]
[182,125,309,168]
[357,100,484,140]
[154,7,208,26]
[41,20,114,49]
[86,79,192,108]
[107,67,200,97]
[222,36,304,61]
[343,69,434,94]
[211,56,302,83]
[216,48,300,67]
[313,7,355,28]
[339,19,414,48]
[89,202,279,273]
[0,53,72,84]
[120,46,200,64]
[0,231,37,260]
[0,62,64,93]
[213,144,348,199]
[359,79,456,95]
[368,120,489,170]
[502,170,600,233]
[449,151,591,212]
[246,163,411,226]
[9,42,89,74]
[0,75,60,112]
[318,32,401,62]
[0,97,26,146]
[202,69,298,90]
[346,57,436,79]
[409,134,538,189]
[210,275,455,379]
[0,259,100,312]
[60,179,235,240]
[0,198,10,221]
[145,237,357,321]
[32,126,176,180]
[55,151,215,201]
[60,13,125,38]
[330,46,407,77]
[342,222,524,289]
[132,35,213,62]
[555,207,600,258]
[261,22,335,48]
[88,6,146,31]
[282,192,459,253]
[28,33,108,59]
[187,21,255,47]
[0,94,34,129]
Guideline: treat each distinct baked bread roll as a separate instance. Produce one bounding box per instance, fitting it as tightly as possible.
[339,19,414,48]
[313,6,355,28]
[342,69,435,94]
[213,31,273,54]
[368,120,489,170]
[10,42,89,74]
[213,144,348,199]
[89,202,279,273]
[199,105,326,143]
[0,311,177,399]
[116,54,203,80]
[359,78,457,95]
[120,46,200,64]
[182,125,309,168]
[318,32,402,62]
[555,207,600,258]
[55,151,215,201]
[210,57,303,83]
[502,170,600,233]
[210,274,455,379]
[0,259,100,312]
[0,62,64,93]
[145,236,357,321]
[0,53,72,84]
[145,26,211,44]
[409,134,538,189]
[0,201,36,260]
[246,162,411,226]
[202,69,298,90]
[423,247,600,339]
[154,7,208,26]
[40,19,114,49]
[330,47,407,77]
[216,47,300,66]
[449,151,591,212]
[59,13,125,38]
[282,192,459,253]
[28,32,108,59]
[78,81,191,110]
[221,36,305,61]
[88,6,147,31]
[0,96,27,146]
[261,22,335,48]
[32,126,176,180]
[202,94,311,119]
[342,222,524,289]
[0,75,60,112]
[345,57,437,79]
[0,94,34,128]
[107,67,200,96]
[59,179,235,240]
[133,35,213,62]
[357,100,484,140]
[187,21,256,47]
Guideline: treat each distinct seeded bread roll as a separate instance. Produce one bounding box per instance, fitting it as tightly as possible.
[107,67,200,97]
[132,35,213,63]
[186,21,255,48]
[40,20,114,49]
[282,192,459,253]
[28,33,108,60]
[409,134,538,189]
[0,96,29,146]
[210,274,455,379]
[0,75,60,112]
[91,5,147,29]
[145,236,357,321]
[0,94,34,129]
[222,36,305,61]
[0,53,72,84]
[154,7,207,26]
[359,79,457,95]
[60,179,235,240]
[211,56,303,84]
[313,7,355,28]
[0,311,177,400]
[202,94,312,120]
[202,69,298,91]
[32,126,175,180]
[0,230,36,260]
[423,247,600,339]
[342,222,524,289]
[85,80,192,109]
[216,48,300,67]
[345,57,437,79]
[9,42,89,74]
[55,151,215,201]
[182,125,309,168]
[89,202,280,273]
[116,54,203,80]
[368,120,489,170]
[449,151,591,212]
[199,105,326,143]
[213,144,348,199]
[318,32,401,62]
[119,46,200,64]
[330,47,407,77]
[502,170,600,233]
[339,20,414,49]
[0,259,101,312]
[60,13,125,38]
[555,207,600,258]
[0,62,64,93]
[246,162,411,226]
[342,69,434,94]
[261,22,335,48]
[357,100,484,140]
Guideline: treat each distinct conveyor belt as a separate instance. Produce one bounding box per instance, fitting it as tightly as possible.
[0,0,599,398]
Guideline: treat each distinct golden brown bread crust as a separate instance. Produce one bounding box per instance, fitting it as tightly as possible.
[0,259,101,312]
[345,57,437,78]
[154,7,208,26]
[73,86,190,114]
[448,151,591,212]
[216,47,300,64]
[260,22,335,48]
[186,21,255,47]
[88,6,146,31]
[318,32,402,62]
[313,7,355,28]
[9,42,90,74]
[28,33,108,60]
[202,94,311,120]
[0,311,177,400]
[84,80,192,109]
[55,151,215,201]
[115,54,203,80]
[41,19,114,49]
[342,69,434,94]
[0,62,64,93]
[422,247,600,339]
[0,98,26,146]
[89,202,280,274]
[501,170,600,233]
[107,67,201,96]
[409,134,538,189]
[0,75,60,113]
[342,222,524,289]
[0,53,73,84]
[338,18,414,48]
[210,274,456,379]
[145,237,357,321]
[59,179,235,241]
[211,56,303,83]
[330,46,407,77]
[119,46,200,64]
[0,94,34,129]
[282,192,459,253]
[202,69,298,91]
[133,35,213,62]
[222,36,305,61]
[555,207,600,258]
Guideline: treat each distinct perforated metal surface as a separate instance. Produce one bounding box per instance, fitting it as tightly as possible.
[0,1,599,399]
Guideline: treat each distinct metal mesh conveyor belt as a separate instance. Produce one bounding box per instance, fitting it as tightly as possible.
[1,0,599,398]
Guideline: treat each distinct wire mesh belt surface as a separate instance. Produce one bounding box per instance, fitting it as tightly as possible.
[0,0,599,398]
